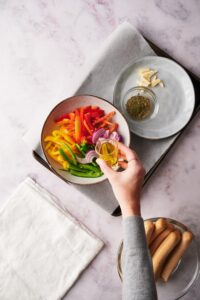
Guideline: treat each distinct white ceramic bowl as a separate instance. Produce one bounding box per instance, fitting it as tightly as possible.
[41,95,131,185]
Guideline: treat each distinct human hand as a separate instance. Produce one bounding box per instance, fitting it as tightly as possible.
[96,143,145,218]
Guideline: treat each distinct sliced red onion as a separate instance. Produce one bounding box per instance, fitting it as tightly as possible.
[103,130,110,139]
[76,157,88,164]
[110,131,123,142]
[86,150,98,162]
[76,150,98,164]
[92,128,106,144]
[119,135,123,142]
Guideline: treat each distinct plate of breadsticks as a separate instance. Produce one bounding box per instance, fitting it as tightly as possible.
[117,217,199,300]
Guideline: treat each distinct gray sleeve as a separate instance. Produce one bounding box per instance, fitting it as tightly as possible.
[123,216,157,300]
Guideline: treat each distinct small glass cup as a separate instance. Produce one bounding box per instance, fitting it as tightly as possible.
[122,86,158,122]
[95,138,118,168]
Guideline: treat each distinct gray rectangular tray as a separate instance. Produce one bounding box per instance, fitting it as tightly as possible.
[33,37,200,216]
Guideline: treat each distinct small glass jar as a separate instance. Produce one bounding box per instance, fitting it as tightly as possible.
[95,138,118,168]
[122,86,158,122]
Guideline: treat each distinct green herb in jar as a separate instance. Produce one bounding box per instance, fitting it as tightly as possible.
[126,95,152,120]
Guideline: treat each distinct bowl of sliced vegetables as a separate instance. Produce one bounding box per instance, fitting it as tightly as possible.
[41,95,131,185]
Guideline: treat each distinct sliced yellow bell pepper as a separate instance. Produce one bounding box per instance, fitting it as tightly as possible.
[62,134,75,145]
[56,119,73,126]
[45,141,52,150]
[62,161,69,170]
[47,150,64,164]
[44,136,63,146]
[52,130,62,137]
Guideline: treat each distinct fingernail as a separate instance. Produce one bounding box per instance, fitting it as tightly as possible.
[96,158,101,165]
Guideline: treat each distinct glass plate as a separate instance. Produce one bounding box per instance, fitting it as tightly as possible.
[117,217,200,300]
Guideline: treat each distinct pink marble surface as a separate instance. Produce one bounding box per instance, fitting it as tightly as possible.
[0,1,200,299]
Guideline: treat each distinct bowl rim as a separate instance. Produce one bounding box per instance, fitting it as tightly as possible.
[117,217,200,299]
[41,94,131,185]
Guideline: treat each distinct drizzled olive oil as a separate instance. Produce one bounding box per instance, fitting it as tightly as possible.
[98,141,118,166]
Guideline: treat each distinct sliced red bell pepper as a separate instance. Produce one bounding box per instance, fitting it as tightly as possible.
[56,119,73,126]
[79,107,84,123]
[109,123,118,133]
[69,112,75,120]
[81,126,88,137]
[85,135,92,144]
[55,113,70,123]
[79,107,88,137]
[68,132,75,137]
[97,123,109,129]
[90,109,104,119]
[93,111,115,125]
[83,119,92,135]
[83,106,92,114]
[84,113,93,130]
[104,121,113,126]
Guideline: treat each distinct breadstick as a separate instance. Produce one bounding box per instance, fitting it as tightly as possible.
[161,231,193,282]
[144,220,155,246]
[150,218,167,244]
[152,230,181,280]
[150,227,173,256]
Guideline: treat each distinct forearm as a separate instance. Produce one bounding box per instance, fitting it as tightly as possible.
[123,216,157,300]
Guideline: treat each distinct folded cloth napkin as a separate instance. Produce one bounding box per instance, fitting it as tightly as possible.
[24,22,178,214]
[0,178,103,300]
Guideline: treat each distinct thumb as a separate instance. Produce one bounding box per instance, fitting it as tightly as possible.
[96,158,115,179]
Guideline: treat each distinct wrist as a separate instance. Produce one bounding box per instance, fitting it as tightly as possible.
[121,202,141,218]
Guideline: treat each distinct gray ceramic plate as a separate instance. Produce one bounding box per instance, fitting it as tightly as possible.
[113,56,195,139]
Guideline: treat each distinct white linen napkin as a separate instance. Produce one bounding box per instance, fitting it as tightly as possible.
[0,178,103,300]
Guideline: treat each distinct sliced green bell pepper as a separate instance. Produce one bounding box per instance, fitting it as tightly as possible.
[69,169,103,178]
[61,143,77,165]
[78,163,101,173]
[59,148,75,166]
